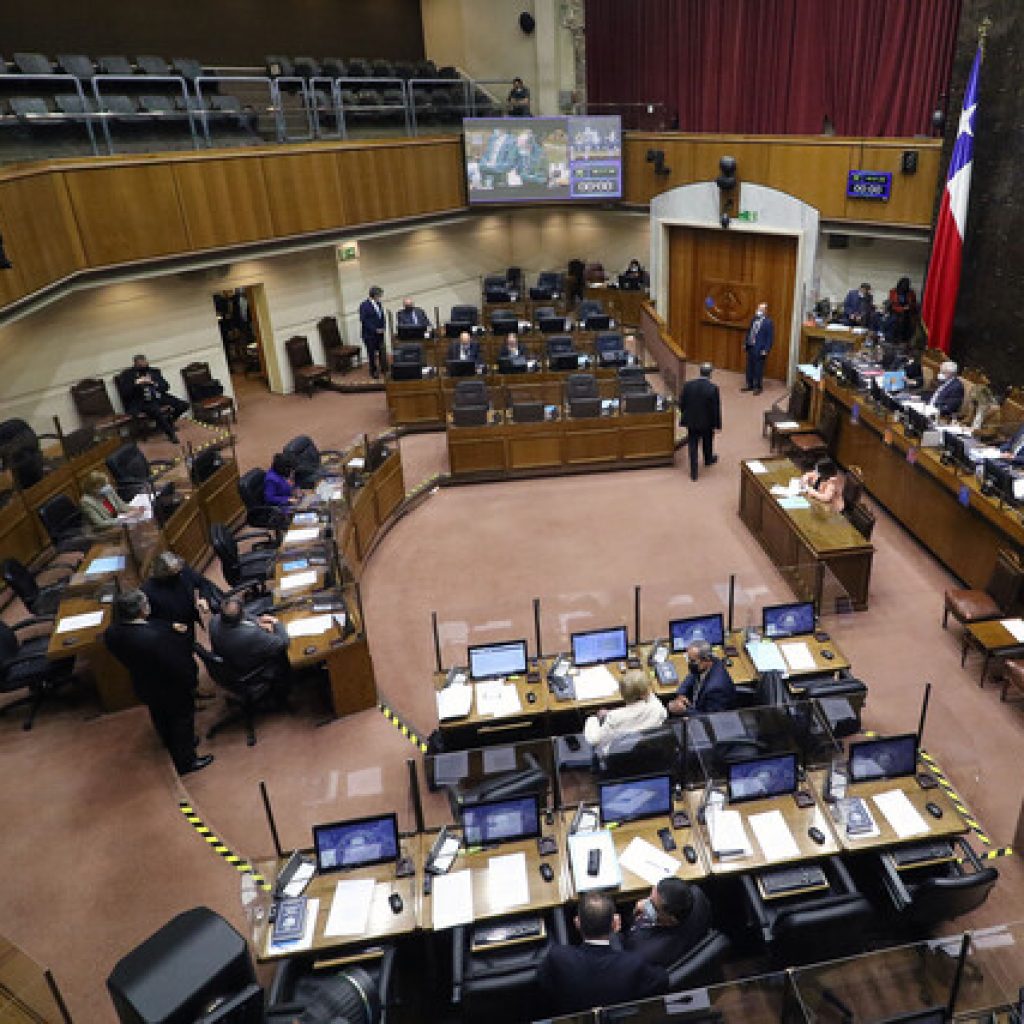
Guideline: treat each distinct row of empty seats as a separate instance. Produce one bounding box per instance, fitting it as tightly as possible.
[2,53,202,79]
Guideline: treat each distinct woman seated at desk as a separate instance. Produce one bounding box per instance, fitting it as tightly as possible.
[801,459,845,514]
[584,669,667,758]
[80,470,144,528]
[264,452,301,508]
[620,259,645,289]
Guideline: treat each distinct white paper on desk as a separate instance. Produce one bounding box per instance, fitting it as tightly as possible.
[779,641,817,673]
[436,683,472,721]
[483,745,517,774]
[267,897,318,955]
[779,496,812,510]
[770,477,803,497]
[568,830,622,892]
[85,555,126,575]
[279,570,318,592]
[798,364,822,381]
[284,527,320,544]
[324,878,375,937]
[291,511,319,525]
[826,323,847,332]
[873,790,930,839]
[619,836,682,885]
[745,641,788,676]
[574,664,620,700]
[55,610,104,634]
[746,460,768,474]
[285,614,335,638]
[1001,618,1024,644]
[348,456,366,470]
[774,420,801,431]
[708,808,753,859]
[475,681,521,718]
[487,852,530,911]
[748,810,801,862]
[432,869,475,930]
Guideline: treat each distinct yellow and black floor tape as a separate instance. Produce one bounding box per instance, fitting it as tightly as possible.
[379,702,429,753]
[179,801,272,892]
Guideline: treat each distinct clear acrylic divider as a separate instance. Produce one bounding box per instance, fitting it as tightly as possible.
[638,575,737,649]
[434,594,539,672]
[538,583,635,662]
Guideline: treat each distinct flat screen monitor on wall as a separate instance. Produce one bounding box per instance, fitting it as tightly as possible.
[464,116,622,204]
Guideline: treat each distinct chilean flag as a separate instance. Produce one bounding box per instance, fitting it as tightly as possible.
[921,47,981,354]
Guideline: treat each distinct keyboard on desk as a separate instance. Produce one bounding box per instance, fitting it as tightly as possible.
[758,864,828,897]
[471,916,545,949]
[890,840,955,869]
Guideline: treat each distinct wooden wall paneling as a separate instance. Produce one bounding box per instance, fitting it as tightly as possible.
[63,164,189,265]
[689,140,772,196]
[336,149,390,226]
[261,151,347,237]
[172,157,275,251]
[765,142,854,220]
[846,142,943,226]
[0,172,85,298]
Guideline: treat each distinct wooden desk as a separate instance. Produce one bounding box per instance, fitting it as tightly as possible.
[764,633,853,693]
[702,789,840,877]
[46,594,136,711]
[418,827,568,930]
[253,840,421,963]
[739,457,874,611]
[818,373,1024,591]
[816,772,969,854]
[446,407,675,482]
[434,672,549,749]
[335,448,405,573]
[584,284,648,327]
[799,325,862,364]
[963,620,1024,685]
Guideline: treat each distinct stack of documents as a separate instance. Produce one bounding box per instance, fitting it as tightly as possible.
[432,869,474,929]
[1001,618,1024,643]
[619,837,683,885]
[770,478,804,498]
[436,683,473,721]
[745,640,788,676]
[325,879,375,937]
[285,614,335,638]
[748,810,800,861]
[746,460,768,474]
[279,570,318,593]
[873,790,929,839]
[486,852,530,911]
[778,641,817,673]
[573,665,620,700]
[708,807,752,859]
[55,610,104,634]
[284,527,320,545]
[475,681,522,718]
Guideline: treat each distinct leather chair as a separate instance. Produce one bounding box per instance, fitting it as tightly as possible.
[195,645,279,747]
[0,418,59,490]
[392,343,425,380]
[740,857,873,966]
[180,362,235,424]
[450,304,479,327]
[665,929,731,992]
[452,379,490,427]
[1,558,71,616]
[997,656,1024,703]
[210,523,275,593]
[317,316,362,374]
[846,501,875,540]
[0,618,77,731]
[71,378,133,437]
[595,331,628,367]
[284,336,330,397]
[283,435,343,489]
[451,908,567,1021]
[112,368,179,440]
[237,468,290,533]
[876,837,998,931]
[784,400,840,465]
[267,957,389,1024]
[624,391,658,414]
[584,261,606,284]
[943,549,1024,632]
[618,365,648,396]
[491,309,518,335]
[37,494,93,554]
[764,378,812,447]
[106,443,174,500]
[546,334,575,357]
[566,373,599,402]
[576,299,603,322]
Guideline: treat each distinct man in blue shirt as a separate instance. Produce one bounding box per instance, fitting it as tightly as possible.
[667,640,737,714]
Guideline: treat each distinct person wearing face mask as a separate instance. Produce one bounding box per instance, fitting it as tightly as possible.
[741,301,773,395]
[926,360,965,418]
[80,470,144,529]
[583,669,667,758]
[667,639,736,715]
[624,878,712,967]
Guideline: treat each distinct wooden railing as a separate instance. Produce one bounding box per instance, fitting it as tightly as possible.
[640,300,686,396]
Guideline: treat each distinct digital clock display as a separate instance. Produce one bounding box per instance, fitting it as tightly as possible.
[847,170,892,201]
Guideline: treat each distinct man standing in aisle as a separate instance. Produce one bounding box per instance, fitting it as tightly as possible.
[678,362,721,481]
[742,300,773,395]
[359,285,387,379]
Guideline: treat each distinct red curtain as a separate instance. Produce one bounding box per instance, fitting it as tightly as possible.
[585,0,961,137]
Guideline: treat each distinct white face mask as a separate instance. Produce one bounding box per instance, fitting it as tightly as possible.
[937,373,948,382]
[638,899,657,925]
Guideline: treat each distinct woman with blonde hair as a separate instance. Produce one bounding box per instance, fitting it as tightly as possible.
[80,470,141,528]
[584,669,667,757]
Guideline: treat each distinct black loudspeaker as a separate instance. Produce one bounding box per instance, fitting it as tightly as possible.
[901,150,918,174]
[519,11,535,33]
[107,908,256,1024]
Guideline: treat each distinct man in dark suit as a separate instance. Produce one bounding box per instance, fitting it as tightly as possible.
[209,598,291,696]
[358,285,387,378]
[927,360,965,418]
[447,331,482,366]
[104,589,214,775]
[499,332,528,361]
[742,302,774,395]
[395,296,431,333]
[843,282,875,326]
[123,354,189,442]
[624,878,712,968]
[678,362,721,481]
[142,551,217,643]
[667,640,737,715]
[536,892,668,1017]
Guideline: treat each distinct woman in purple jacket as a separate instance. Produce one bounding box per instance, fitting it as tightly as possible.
[264,452,298,507]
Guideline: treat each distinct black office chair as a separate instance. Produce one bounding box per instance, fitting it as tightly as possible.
[665,929,731,992]
[491,310,518,334]
[1,558,71,617]
[450,304,479,327]
[764,378,812,441]
[237,469,290,533]
[618,365,648,395]
[283,434,343,489]
[875,837,998,932]
[512,401,545,424]
[210,523,275,593]
[106,443,174,500]
[37,493,93,554]
[577,299,603,322]
[0,618,77,731]
[0,418,59,490]
[194,645,280,748]
[740,857,873,966]
[267,957,388,1024]
[623,391,658,414]
[566,373,599,401]
[112,368,175,439]
[546,334,577,359]
[595,332,628,367]
[597,724,680,780]
[452,908,568,1022]
[452,379,490,427]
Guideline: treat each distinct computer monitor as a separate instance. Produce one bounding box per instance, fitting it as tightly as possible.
[669,613,725,652]
[539,316,567,333]
[468,639,528,680]
[497,356,528,375]
[848,733,918,783]
[313,813,400,873]
[598,773,672,824]
[461,794,541,846]
[396,324,428,340]
[618,274,641,291]
[982,458,1022,505]
[942,430,974,472]
[727,752,799,804]
[905,405,932,438]
[571,625,628,666]
[446,358,477,377]
[550,352,581,371]
[762,601,815,638]
[583,314,611,331]
[390,361,423,381]
[882,369,906,393]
